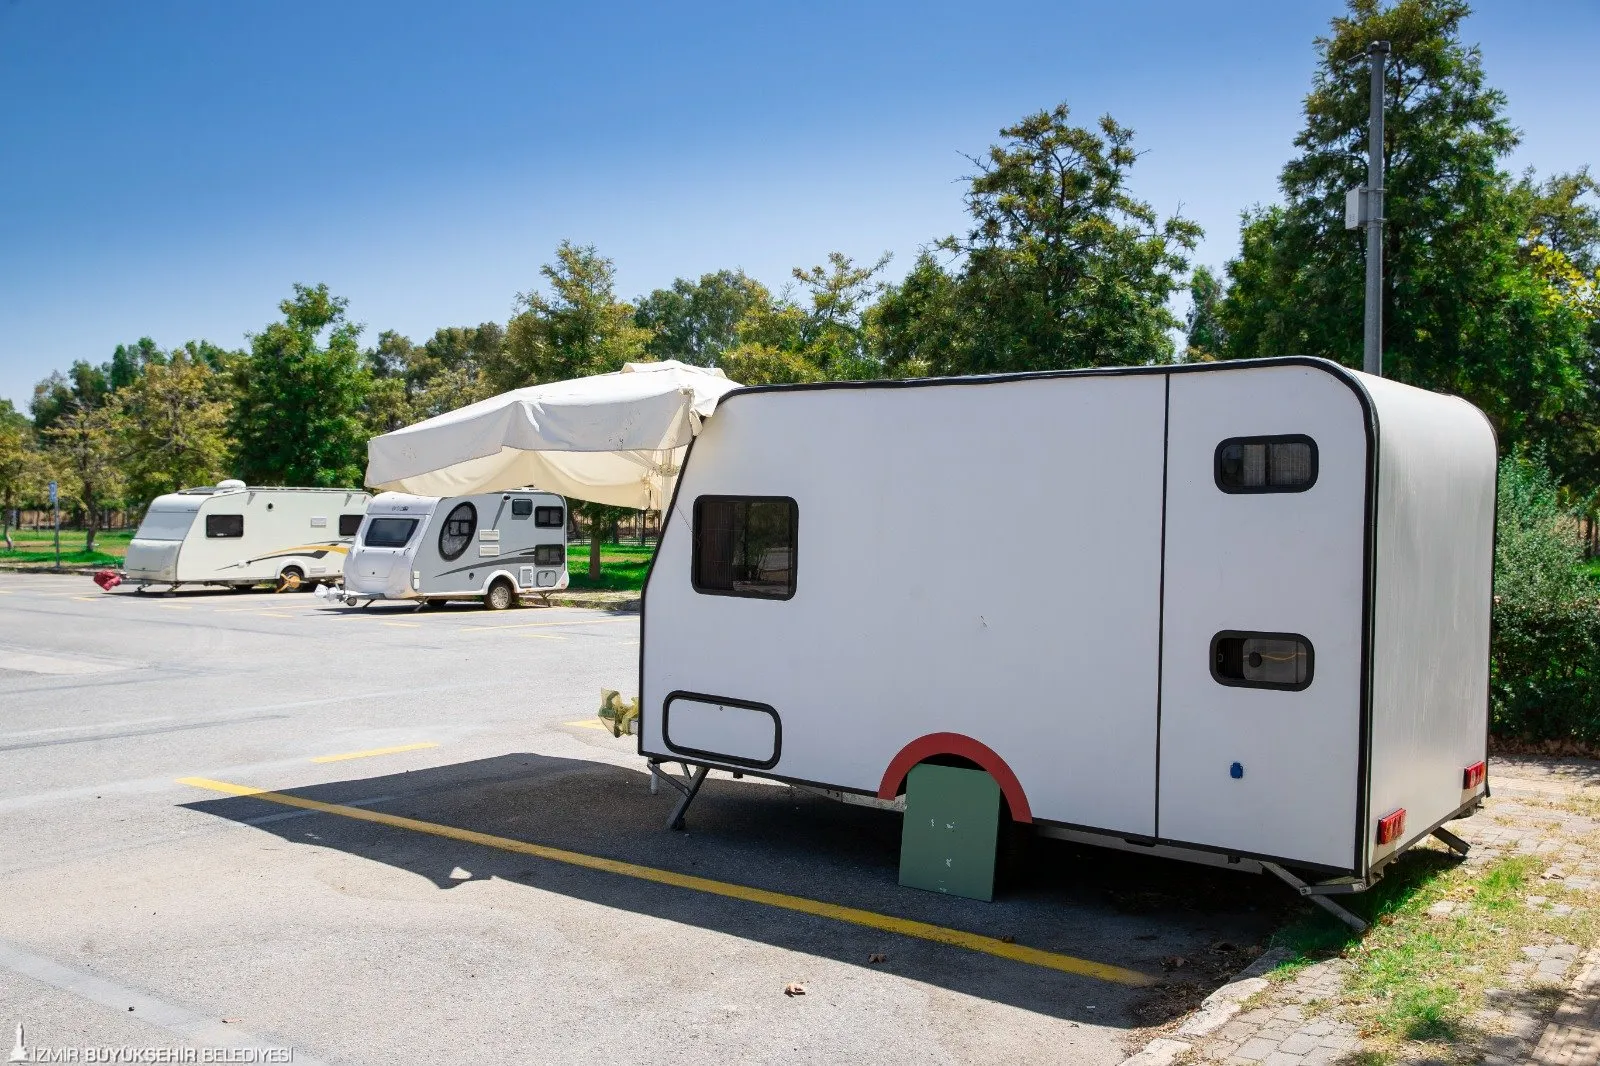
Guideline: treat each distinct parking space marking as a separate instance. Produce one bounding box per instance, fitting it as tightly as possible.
[178,776,1155,987]
[159,604,193,610]
[310,741,439,764]
[563,719,608,730]
[459,617,634,633]
[381,621,421,628]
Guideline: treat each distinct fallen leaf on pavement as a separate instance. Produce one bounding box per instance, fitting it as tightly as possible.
[784,983,806,997]
[868,954,887,964]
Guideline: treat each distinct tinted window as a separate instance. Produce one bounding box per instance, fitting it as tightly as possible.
[692,496,797,599]
[338,514,363,537]
[534,544,564,566]
[511,499,533,517]
[205,514,244,539]
[438,502,476,560]
[1212,631,1313,691]
[363,517,418,548]
[1215,436,1318,493]
[535,505,564,528]
[136,509,196,541]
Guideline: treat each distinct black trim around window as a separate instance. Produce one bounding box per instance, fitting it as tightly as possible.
[437,502,476,561]
[1214,434,1319,494]
[205,514,244,538]
[1210,630,1315,691]
[691,495,797,600]
[661,691,782,769]
[535,505,564,528]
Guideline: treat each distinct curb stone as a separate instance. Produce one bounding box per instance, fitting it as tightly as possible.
[1117,948,1289,1065]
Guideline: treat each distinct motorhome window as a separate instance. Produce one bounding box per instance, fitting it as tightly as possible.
[534,544,564,566]
[134,509,196,541]
[1215,436,1318,493]
[438,502,477,560]
[205,514,244,539]
[363,517,417,548]
[1211,632,1313,691]
[535,506,564,528]
[338,514,363,536]
[510,499,533,517]
[692,496,797,599]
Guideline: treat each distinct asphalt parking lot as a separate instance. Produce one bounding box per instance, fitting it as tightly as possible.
[0,571,1289,1065]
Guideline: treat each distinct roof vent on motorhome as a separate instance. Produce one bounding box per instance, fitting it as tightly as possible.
[216,479,246,491]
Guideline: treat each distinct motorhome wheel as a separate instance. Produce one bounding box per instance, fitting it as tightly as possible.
[277,566,305,593]
[485,579,515,611]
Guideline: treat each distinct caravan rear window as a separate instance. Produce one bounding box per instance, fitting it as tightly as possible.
[363,517,418,548]
[1215,436,1318,493]
[205,514,244,538]
[692,496,797,600]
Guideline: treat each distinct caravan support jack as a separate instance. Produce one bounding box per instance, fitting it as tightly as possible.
[1261,862,1369,933]
[649,760,708,831]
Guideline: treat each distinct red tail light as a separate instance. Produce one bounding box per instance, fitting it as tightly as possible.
[1376,808,1407,846]
[1463,761,1486,790]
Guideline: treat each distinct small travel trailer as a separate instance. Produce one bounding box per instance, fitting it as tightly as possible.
[365,357,1496,924]
[636,358,1497,921]
[342,489,569,609]
[123,482,370,591]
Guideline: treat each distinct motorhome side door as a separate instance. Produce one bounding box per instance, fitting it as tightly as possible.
[1155,365,1369,871]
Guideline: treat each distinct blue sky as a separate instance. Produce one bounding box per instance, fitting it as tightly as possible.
[1,0,1595,410]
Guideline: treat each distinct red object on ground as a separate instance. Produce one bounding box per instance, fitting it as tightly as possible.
[93,569,122,591]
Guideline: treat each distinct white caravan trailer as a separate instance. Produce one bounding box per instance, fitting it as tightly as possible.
[638,358,1497,923]
[123,481,370,591]
[342,489,569,610]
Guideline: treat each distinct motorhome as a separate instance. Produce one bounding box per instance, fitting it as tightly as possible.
[636,358,1497,916]
[123,482,370,591]
[342,489,569,609]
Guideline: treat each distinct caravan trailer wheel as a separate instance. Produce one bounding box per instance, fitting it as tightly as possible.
[276,566,305,593]
[484,579,515,611]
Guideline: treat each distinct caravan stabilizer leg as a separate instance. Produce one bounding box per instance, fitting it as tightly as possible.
[1432,826,1471,858]
[1262,862,1369,934]
[648,759,709,831]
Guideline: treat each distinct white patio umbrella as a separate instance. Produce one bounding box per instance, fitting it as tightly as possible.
[364,360,742,510]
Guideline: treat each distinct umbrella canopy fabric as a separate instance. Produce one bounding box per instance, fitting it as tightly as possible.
[364,360,742,509]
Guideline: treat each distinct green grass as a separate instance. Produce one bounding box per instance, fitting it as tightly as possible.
[565,541,655,591]
[0,528,133,567]
[1269,845,1595,1061]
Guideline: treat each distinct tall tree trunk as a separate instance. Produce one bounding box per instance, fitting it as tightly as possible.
[85,500,99,555]
[588,522,602,580]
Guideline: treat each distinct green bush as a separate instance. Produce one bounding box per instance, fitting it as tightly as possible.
[1489,454,1600,744]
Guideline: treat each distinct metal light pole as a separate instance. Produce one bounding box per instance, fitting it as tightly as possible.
[1362,41,1389,377]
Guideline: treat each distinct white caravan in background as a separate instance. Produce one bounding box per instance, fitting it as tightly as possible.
[123,481,370,591]
[639,358,1498,916]
[342,489,569,610]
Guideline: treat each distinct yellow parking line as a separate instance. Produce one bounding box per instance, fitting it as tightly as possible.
[460,618,632,633]
[563,719,608,730]
[177,776,1153,987]
[381,621,421,628]
[160,604,193,610]
[308,742,439,764]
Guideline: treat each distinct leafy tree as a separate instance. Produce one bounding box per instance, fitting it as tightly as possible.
[1184,266,1229,361]
[115,352,232,504]
[635,270,769,366]
[0,400,45,550]
[229,283,371,486]
[931,103,1201,373]
[788,252,891,378]
[1218,0,1593,453]
[494,242,654,392]
[31,361,112,430]
[43,401,125,553]
[869,252,964,379]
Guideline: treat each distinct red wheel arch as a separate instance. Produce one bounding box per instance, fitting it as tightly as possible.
[877,732,1033,823]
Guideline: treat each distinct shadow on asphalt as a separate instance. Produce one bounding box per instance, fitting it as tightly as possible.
[181,752,1293,1026]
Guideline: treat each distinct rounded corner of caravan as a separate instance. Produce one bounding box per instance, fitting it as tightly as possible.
[343,489,569,608]
[637,358,1498,892]
[124,484,371,591]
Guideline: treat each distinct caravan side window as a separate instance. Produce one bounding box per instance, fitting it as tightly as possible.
[535,506,564,528]
[1212,631,1313,691]
[692,496,797,600]
[205,514,244,538]
[1215,435,1318,493]
[438,502,477,561]
[338,514,363,536]
[510,499,533,517]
